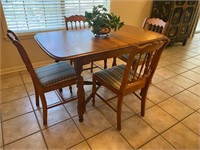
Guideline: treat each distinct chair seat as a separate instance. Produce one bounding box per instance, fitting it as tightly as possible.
[94,64,134,90]
[121,54,145,64]
[35,62,77,87]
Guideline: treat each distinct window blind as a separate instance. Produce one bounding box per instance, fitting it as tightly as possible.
[1,0,110,34]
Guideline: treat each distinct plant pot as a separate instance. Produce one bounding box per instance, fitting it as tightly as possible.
[92,27,111,37]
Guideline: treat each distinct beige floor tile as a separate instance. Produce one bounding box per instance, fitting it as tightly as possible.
[96,86,116,100]
[35,105,70,129]
[139,136,175,150]
[21,72,32,84]
[68,141,90,150]
[1,97,33,121]
[64,99,80,118]
[97,98,135,125]
[181,112,200,136]
[183,44,200,51]
[155,68,177,79]
[85,92,105,111]
[164,64,188,74]
[188,83,200,96]
[64,92,100,117]
[30,91,61,110]
[174,90,200,110]
[155,80,184,96]
[158,60,172,67]
[176,61,197,69]
[162,123,200,149]
[0,75,24,90]
[43,119,84,150]
[151,74,165,84]
[73,109,112,139]
[161,55,181,63]
[186,57,200,66]
[147,86,170,104]
[87,127,133,150]
[1,85,28,103]
[59,86,78,100]
[192,66,200,74]
[171,52,193,60]
[4,132,47,150]
[181,71,200,83]
[168,75,196,89]
[123,93,154,114]
[142,105,177,133]
[3,112,40,144]
[24,82,35,95]
[120,115,158,149]
[158,97,194,120]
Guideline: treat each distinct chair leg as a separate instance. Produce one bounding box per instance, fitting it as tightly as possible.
[112,57,117,67]
[104,59,107,69]
[39,93,48,125]
[91,62,93,73]
[59,88,63,93]
[35,91,39,106]
[92,76,97,106]
[69,86,73,93]
[141,87,149,116]
[117,94,123,130]
[70,59,73,65]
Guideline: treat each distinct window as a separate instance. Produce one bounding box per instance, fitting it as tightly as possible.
[1,0,110,34]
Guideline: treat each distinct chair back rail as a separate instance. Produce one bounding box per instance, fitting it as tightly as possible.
[142,18,168,34]
[64,15,86,30]
[121,39,169,92]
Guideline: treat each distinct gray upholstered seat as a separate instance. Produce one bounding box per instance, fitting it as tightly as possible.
[35,62,77,87]
[94,64,134,90]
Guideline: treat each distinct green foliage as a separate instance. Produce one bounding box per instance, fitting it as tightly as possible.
[85,5,124,35]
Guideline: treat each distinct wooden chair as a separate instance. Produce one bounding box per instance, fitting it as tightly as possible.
[92,39,169,130]
[64,15,86,30]
[64,15,97,73]
[118,17,168,68]
[142,17,168,34]
[7,30,78,125]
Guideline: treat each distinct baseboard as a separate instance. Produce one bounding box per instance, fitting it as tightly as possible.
[0,60,54,75]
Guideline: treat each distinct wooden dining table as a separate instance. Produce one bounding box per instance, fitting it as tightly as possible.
[34,25,168,122]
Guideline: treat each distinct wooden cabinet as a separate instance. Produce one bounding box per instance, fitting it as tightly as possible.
[151,0,199,45]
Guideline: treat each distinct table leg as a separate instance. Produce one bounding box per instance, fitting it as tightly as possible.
[74,61,85,122]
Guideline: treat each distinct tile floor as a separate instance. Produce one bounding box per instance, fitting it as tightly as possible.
[1,34,200,150]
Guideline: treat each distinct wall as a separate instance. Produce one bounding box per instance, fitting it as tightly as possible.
[110,0,153,27]
[0,0,153,74]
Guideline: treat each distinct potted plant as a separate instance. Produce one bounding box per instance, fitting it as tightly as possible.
[84,5,124,36]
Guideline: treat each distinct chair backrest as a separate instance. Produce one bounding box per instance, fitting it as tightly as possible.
[142,18,168,34]
[7,30,41,86]
[64,15,86,30]
[120,38,169,91]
